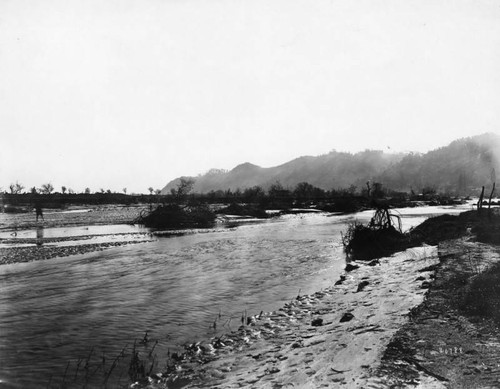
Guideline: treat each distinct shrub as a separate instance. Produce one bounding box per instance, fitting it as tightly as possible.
[342,206,408,260]
[460,262,500,323]
[322,197,365,213]
[137,204,216,229]
[217,203,269,218]
[408,214,467,245]
[342,222,408,260]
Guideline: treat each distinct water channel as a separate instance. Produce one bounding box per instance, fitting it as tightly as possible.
[0,203,475,388]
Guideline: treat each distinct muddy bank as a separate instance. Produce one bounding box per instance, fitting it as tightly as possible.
[376,239,500,388]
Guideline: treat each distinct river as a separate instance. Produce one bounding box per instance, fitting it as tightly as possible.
[0,203,474,388]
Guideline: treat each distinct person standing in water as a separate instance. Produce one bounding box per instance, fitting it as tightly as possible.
[35,199,44,222]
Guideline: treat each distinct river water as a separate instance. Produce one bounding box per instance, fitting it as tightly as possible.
[0,204,475,388]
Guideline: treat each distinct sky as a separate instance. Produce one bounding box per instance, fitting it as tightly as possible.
[1,0,500,194]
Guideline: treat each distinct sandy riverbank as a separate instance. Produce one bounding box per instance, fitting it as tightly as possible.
[145,217,500,389]
[148,246,445,388]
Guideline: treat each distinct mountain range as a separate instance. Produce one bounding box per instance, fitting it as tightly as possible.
[161,133,500,195]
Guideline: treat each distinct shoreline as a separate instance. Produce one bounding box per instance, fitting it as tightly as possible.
[147,215,500,388]
[150,246,444,388]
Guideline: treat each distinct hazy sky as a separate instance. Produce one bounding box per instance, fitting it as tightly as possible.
[1,0,499,193]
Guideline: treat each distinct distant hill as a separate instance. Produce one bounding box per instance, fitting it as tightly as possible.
[161,133,500,195]
[379,133,500,193]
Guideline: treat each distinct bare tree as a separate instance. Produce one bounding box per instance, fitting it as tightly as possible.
[84,187,91,194]
[9,181,24,194]
[41,183,54,194]
[148,187,154,195]
[123,188,127,194]
[348,184,357,195]
[268,180,290,200]
[61,186,67,194]
[170,178,195,201]
[372,182,384,199]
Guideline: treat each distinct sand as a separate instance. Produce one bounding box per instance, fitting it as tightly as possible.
[155,246,446,388]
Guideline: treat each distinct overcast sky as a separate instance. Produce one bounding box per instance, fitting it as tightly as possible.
[1,0,499,193]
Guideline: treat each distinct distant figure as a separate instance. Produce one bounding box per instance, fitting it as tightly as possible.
[35,201,44,222]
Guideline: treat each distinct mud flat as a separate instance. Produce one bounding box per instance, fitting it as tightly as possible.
[149,246,444,388]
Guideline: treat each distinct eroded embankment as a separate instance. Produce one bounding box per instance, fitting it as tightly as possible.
[376,239,500,389]
[145,246,443,389]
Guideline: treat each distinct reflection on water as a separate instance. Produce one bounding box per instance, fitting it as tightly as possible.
[36,226,44,246]
[0,224,152,249]
[0,224,148,240]
[0,205,474,388]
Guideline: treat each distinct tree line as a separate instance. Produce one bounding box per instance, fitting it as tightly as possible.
[2,176,458,213]
[2,181,160,196]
